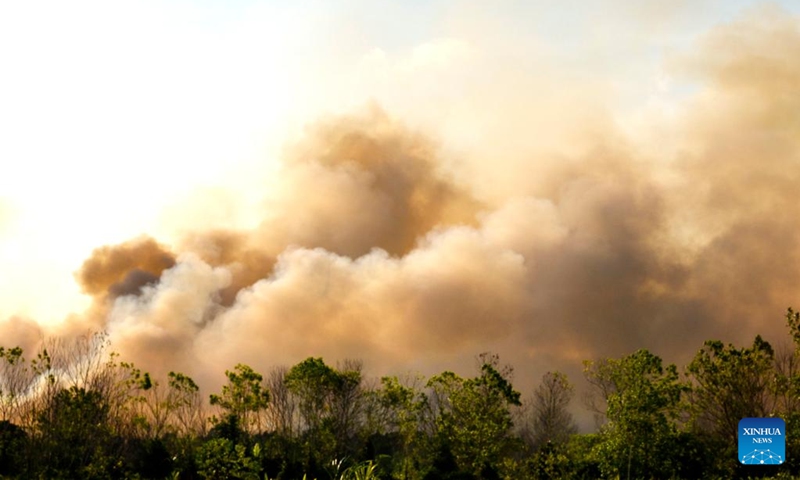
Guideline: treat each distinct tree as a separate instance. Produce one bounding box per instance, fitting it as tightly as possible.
[329,358,365,455]
[0,346,34,423]
[264,366,297,436]
[774,308,800,475]
[528,371,577,449]
[284,357,340,475]
[585,349,687,479]
[46,331,111,392]
[0,420,27,477]
[210,364,270,436]
[284,357,366,472]
[372,375,428,479]
[103,357,153,440]
[285,357,339,434]
[34,386,116,478]
[427,355,522,476]
[786,307,800,347]
[195,438,262,480]
[685,336,775,449]
[168,371,206,437]
[780,308,800,414]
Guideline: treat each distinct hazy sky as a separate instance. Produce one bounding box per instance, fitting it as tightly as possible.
[1,1,799,424]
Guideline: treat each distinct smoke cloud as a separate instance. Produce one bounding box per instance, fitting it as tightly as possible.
[1,5,799,426]
[76,236,176,299]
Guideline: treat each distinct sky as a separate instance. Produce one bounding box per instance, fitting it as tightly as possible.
[1,0,799,427]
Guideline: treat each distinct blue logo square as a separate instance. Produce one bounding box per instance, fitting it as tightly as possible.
[739,417,786,465]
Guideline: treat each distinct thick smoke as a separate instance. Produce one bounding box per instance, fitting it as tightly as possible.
[75,236,176,299]
[1,7,799,419]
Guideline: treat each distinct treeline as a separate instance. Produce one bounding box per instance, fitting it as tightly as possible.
[1,309,800,479]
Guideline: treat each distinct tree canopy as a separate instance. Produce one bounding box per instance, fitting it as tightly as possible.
[0,309,799,479]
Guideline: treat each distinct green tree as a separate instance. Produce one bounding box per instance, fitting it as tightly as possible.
[285,358,338,434]
[775,308,800,475]
[427,356,522,477]
[168,371,206,437]
[195,438,262,480]
[34,386,115,479]
[103,357,153,440]
[284,356,339,471]
[329,359,365,457]
[585,349,686,479]
[285,357,369,475]
[0,346,34,423]
[685,334,776,471]
[210,364,270,435]
[372,375,428,479]
[786,307,800,347]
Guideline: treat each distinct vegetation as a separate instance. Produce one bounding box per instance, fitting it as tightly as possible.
[1,309,800,478]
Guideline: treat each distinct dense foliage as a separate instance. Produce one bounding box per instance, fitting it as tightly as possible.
[1,309,800,479]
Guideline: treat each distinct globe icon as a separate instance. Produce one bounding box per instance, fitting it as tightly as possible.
[741,449,784,465]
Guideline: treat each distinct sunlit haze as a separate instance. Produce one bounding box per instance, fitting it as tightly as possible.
[2,0,799,427]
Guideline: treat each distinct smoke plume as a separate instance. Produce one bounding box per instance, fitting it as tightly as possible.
[1,6,799,425]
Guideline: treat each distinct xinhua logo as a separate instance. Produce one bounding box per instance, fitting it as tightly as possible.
[739,417,786,465]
